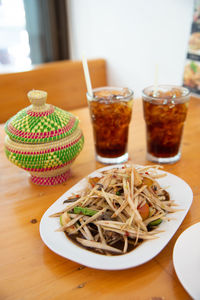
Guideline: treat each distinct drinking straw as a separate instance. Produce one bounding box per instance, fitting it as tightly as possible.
[153,63,159,96]
[82,56,93,97]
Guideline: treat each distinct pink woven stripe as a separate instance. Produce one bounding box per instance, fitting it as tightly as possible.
[23,158,75,172]
[8,116,76,139]
[27,106,54,117]
[6,134,83,155]
[31,169,71,185]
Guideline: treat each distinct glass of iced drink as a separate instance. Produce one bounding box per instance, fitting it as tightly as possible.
[142,85,190,163]
[87,87,133,164]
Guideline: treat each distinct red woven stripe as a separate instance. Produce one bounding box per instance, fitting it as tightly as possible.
[27,106,54,117]
[31,169,71,185]
[6,134,83,155]
[8,116,76,139]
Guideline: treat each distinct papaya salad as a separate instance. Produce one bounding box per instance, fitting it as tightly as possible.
[50,165,178,255]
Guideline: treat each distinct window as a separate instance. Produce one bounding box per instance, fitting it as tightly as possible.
[0,0,69,73]
[0,0,31,72]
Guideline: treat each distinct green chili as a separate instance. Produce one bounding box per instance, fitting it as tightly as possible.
[116,191,121,196]
[73,206,98,216]
[148,218,162,227]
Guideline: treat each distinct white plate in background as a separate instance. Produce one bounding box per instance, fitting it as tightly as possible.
[173,222,200,299]
[40,165,193,270]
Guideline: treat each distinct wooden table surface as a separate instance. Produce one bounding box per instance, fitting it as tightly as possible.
[1,97,200,300]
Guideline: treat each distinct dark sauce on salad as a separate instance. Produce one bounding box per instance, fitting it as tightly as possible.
[64,231,143,256]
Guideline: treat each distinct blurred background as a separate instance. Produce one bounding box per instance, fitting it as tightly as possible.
[0,0,193,96]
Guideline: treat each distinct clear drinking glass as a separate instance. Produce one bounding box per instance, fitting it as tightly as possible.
[87,86,134,164]
[142,85,190,164]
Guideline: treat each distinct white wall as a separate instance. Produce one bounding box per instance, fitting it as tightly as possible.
[67,0,193,97]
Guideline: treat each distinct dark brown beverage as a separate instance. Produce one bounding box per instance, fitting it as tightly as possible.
[87,87,133,164]
[142,86,190,163]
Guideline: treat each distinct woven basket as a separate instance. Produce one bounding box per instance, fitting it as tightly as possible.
[4,90,84,185]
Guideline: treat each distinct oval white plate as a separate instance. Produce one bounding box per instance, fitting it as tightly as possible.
[173,222,200,299]
[40,165,193,270]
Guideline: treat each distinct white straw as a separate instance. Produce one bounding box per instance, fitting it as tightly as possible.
[153,63,159,96]
[82,56,93,97]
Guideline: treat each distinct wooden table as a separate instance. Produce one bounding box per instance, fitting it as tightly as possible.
[1,97,200,300]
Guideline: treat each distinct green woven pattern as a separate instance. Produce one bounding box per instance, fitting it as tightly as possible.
[5,135,84,170]
[5,106,79,144]
[8,106,73,132]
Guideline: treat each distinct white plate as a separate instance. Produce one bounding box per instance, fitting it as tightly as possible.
[173,222,200,299]
[40,165,193,270]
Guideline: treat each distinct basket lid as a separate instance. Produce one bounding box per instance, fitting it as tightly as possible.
[5,90,79,144]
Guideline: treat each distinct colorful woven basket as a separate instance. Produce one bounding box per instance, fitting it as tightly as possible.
[4,90,84,185]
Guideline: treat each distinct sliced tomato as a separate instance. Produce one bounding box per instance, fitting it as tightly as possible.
[137,202,150,220]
